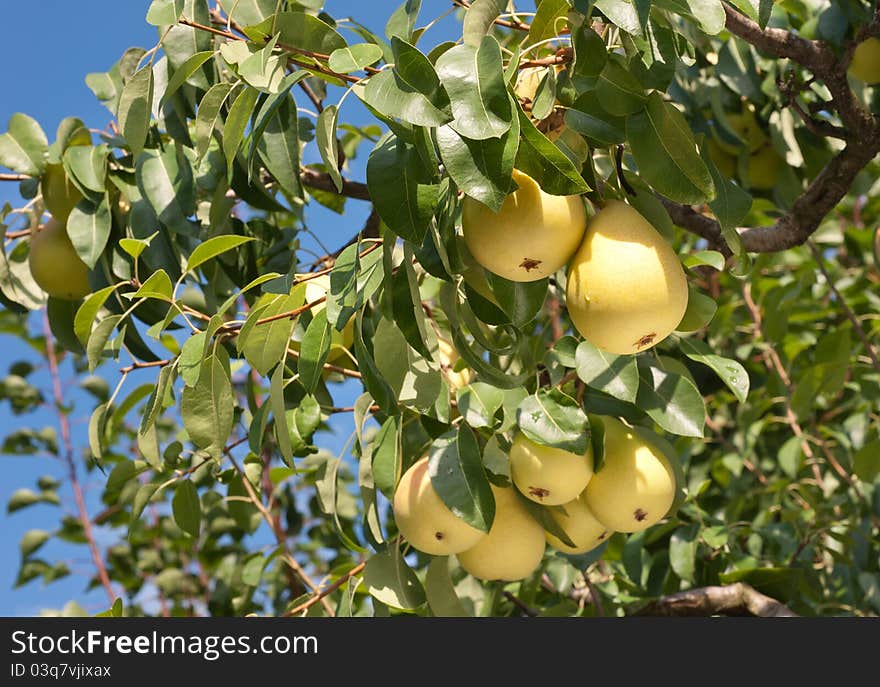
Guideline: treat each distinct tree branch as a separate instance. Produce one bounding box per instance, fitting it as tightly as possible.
[638,582,798,617]
[0,173,28,181]
[661,6,880,253]
[300,168,371,201]
[42,310,116,605]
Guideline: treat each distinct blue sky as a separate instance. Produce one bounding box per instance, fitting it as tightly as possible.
[0,1,463,615]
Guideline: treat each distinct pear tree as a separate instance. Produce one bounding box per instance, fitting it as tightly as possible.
[0,0,879,618]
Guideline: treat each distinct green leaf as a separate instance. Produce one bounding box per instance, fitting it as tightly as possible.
[435,112,519,213]
[514,105,590,196]
[132,269,173,301]
[66,196,111,269]
[575,340,639,403]
[20,529,50,558]
[434,37,511,140]
[594,0,644,36]
[160,50,215,107]
[636,360,706,437]
[367,135,440,244]
[385,0,421,41]
[627,93,715,204]
[456,382,504,429]
[683,250,725,271]
[354,310,399,415]
[0,113,48,176]
[180,355,234,455]
[677,337,750,403]
[462,0,506,47]
[316,105,343,193]
[187,235,255,272]
[75,285,117,345]
[392,36,450,112]
[372,415,402,499]
[146,0,185,25]
[195,83,235,162]
[87,315,122,372]
[218,0,275,26]
[136,143,195,233]
[298,308,331,394]
[241,290,304,376]
[428,426,495,532]
[373,315,440,411]
[517,389,590,455]
[572,24,608,78]
[223,86,260,178]
[565,92,626,146]
[363,547,426,610]
[597,57,646,116]
[117,65,154,160]
[88,402,109,463]
[527,0,570,44]
[670,523,699,582]
[701,143,751,269]
[269,363,293,464]
[255,12,346,54]
[854,439,880,483]
[172,480,201,537]
[530,68,557,121]
[328,44,383,73]
[62,144,106,194]
[256,96,302,199]
[425,556,470,617]
[485,273,548,327]
[361,68,452,127]
[676,286,718,332]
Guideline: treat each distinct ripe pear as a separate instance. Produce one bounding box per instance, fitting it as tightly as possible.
[393,457,486,555]
[291,274,354,364]
[746,145,783,190]
[706,138,736,179]
[545,493,611,555]
[848,37,880,84]
[437,337,472,390]
[28,217,90,300]
[40,164,82,223]
[715,109,767,155]
[566,201,688,354]
[457,484,546,581]
[461,169,586,282]
[584,417,677,533]
[510,434,593,506]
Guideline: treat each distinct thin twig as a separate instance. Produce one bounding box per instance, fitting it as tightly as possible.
[283,562,366,617]
[808,241,880,375]
[42,310,116,604]
[0,173,28,181]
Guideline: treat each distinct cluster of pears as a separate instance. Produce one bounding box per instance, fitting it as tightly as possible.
[462,168,688,354]
[706,106,783,190]
[393,416,678,581]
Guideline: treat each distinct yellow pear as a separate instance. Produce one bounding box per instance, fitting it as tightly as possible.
[746,145,783,190]
[393,457,486,555]
[461,169,586,282]
[510,434,593,506]
[715,109,767,155]
[457,484,546,581]
[437,337,472,390]
[848,37,880,84]
[40,164,82,223]
[545,493,611,555]
[566,200,688,354]
[291,273,354,364]
[706,138,736,179]
[28,217,90,300]
[584,417,676,533]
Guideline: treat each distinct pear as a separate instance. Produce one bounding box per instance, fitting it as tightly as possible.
[584,417,677,533]
[545,493,611,555]
[437,337,472,390]
[566,200,688,354]
[462,169,586,282]
[746,145,783,190]
[510,434,593,506]
[393,457,486,556]
[291,274,354,365]
[28,217,90,300]
[457,484,546,581]
[848,37,880,84]
[714,109,767,155]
